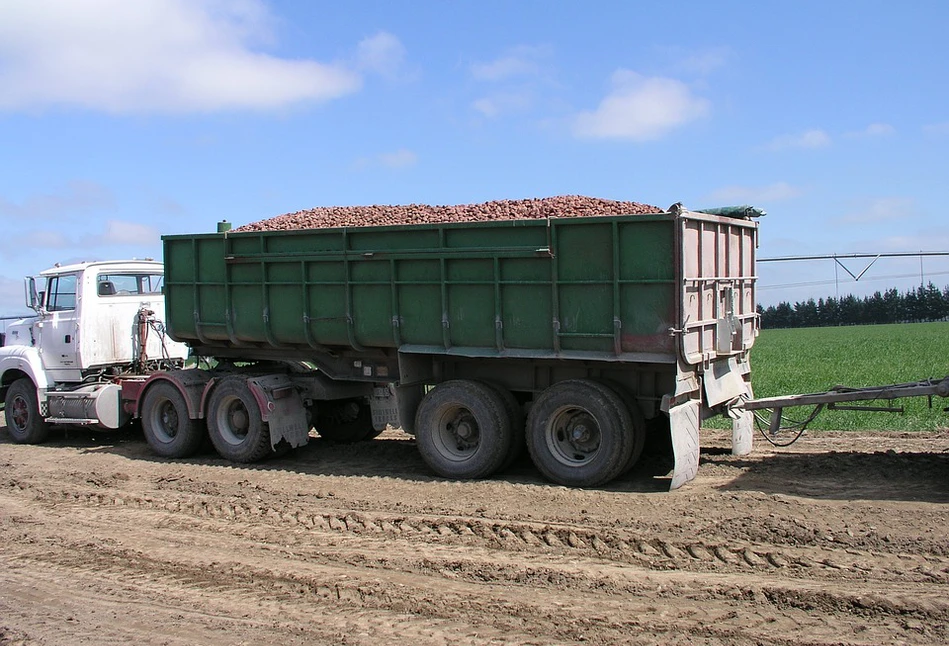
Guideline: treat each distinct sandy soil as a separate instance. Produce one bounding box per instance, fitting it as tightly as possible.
[1,422,947,645]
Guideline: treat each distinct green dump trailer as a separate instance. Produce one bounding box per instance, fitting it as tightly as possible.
[151,204,759,489]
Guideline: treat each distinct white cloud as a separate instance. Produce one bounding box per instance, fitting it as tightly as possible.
[377,149,418,169]
[352,149,418,171]
[90,220,161,246]
[0,0,362,113]
[844,123,896,138]
[672,46,731,75]
[355,31,407,81]
[836,197,915,225]
[863,122,895,137]
[467,46,552,119]
[923,122,949,135]
[0,230,71,254]
[875,232,949,251]
[705,182,802,204]
[0,181,115,219]
[472,98,500,118]
[472,92,533,118]
[572,70,709,141]
[766,129,831,151]
[470,46,548,82]
[0,275,29,317]
[0,219,159,258]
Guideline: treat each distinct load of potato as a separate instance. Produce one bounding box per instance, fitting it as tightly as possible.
[234,195,662,231]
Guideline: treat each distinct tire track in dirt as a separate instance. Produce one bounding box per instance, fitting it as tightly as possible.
[4,474,949,643]
[4,497,946,646]
[2,429,948,645]
[7,476,949,589]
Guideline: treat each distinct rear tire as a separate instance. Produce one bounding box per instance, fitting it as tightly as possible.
[141,381,205,458]
[594,379,647,474]
[526,379,633,487]
[4,378,49,444]
[207,377,272,463]
[481,382,524,470]
[414,380,512,479]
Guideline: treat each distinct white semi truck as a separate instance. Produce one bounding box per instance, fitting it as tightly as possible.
[0,260,190,442]
[0,205,763,490]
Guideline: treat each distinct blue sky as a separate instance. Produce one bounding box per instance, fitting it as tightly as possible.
[2,0,948,320]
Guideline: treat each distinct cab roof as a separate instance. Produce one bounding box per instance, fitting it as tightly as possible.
[39,259,163,276]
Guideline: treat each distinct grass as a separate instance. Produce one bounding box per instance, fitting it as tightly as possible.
[746,321,949,431]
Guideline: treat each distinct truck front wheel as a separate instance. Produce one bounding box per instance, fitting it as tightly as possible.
[4,378,49,444]
[141,382,205,458]
[414,380,512,479]
[526,379,634,488]
[206,377,272,463]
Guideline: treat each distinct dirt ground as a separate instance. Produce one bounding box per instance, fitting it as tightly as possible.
[1,422,947,646]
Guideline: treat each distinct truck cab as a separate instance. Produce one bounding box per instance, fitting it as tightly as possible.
[1,260,189,441]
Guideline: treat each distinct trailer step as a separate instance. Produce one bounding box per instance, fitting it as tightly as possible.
[46,418,97,425]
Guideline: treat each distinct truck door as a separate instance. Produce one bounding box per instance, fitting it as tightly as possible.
[38,273,81,380]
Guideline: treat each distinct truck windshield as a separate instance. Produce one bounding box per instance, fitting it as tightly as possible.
[97,273,164,297]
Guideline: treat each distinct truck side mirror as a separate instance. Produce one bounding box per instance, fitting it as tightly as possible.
[24,276,46,313]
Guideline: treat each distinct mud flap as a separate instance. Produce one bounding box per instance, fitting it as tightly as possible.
[732,409,753,456]
[669,399,700,490]
[248,375,310,450]
[369,384,400,431]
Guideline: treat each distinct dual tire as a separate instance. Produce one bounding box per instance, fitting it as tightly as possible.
[141,377,273,463]
[414,378,645,487]
[526,379,644,488]
[414,380,517,480]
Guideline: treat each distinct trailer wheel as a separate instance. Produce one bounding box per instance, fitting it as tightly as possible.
[141,382,205,458]
[594,379,647,474]
[316,398,378,442]
[414,380,512,479]
[480,382,525,470]
[526,379,634,487]
[207,377,272,463]
[3,378,49,444]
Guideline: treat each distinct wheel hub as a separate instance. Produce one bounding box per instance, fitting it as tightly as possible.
[446,411,479,451]
[160,402,180,437]
[11,396,29,430]
[565,414,599,453]
[228,407,249,434]
[455,420,473,439]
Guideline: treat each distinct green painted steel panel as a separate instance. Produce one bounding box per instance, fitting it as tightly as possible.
[162,211,757,363]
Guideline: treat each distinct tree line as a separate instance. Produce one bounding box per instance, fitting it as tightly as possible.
[758,282,949,329]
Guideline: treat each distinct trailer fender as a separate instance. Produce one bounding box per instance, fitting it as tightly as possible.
[134,369,212,419]
[245,374,309,450]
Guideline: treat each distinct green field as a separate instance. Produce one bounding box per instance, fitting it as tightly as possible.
[746,321,949,431]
